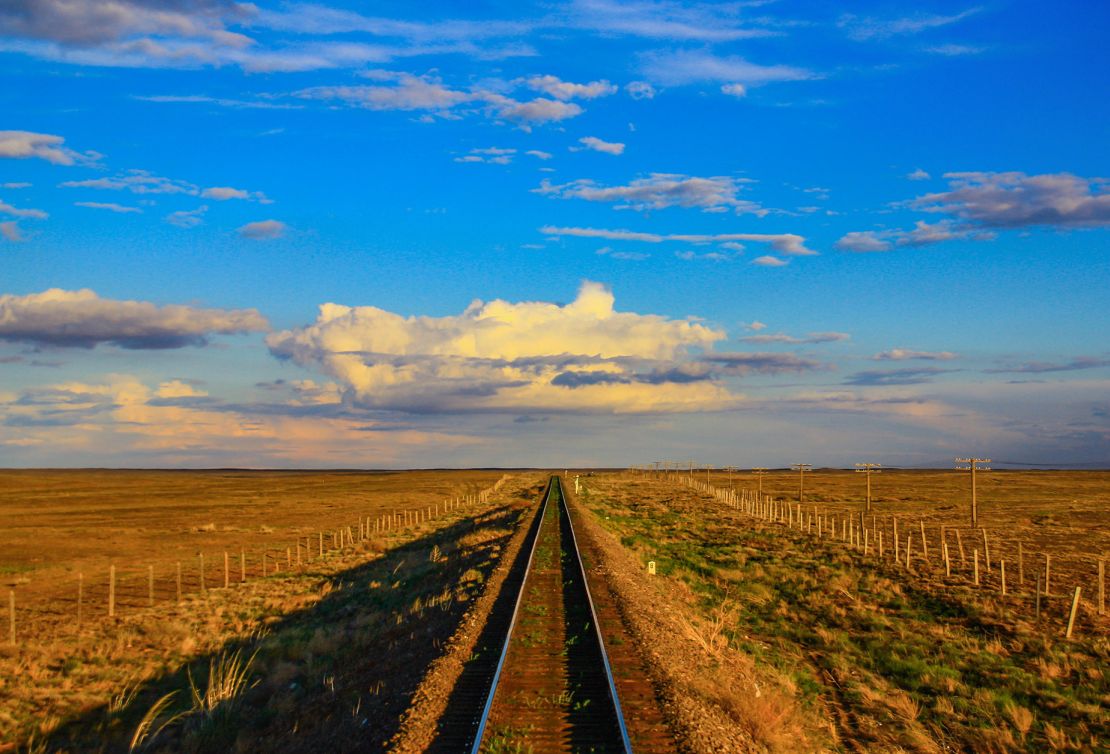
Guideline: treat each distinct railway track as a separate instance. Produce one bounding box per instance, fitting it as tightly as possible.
[431,476,635,753]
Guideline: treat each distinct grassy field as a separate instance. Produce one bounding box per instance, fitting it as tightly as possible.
[0,469,511,633]
[0,469,544,751]
[579,472,1109,753]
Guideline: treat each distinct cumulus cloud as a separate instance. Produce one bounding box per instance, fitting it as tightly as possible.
[297,71,587,127]
[0,221,23,241]
[0,130,98,165]
[525,75,616,100]
[75,201,141,213]
[874,349,959,361]
[910,171,1110,229]
[455,147,516,165]
[0,288,268,348]
[625,81,656,99]
[752,255,787,267]
[907,168,931,181]
[540,225,815,256]
[577,136,625,155]
[266,281,745,414]
[536,173,765,214]
[835,231,893,252]
[201,185,271,202]
[720,83,746,97]
[526,149,552,160]
[238,219,286,239]
[640,50,814,87]
[740,332,850,344]
[61,169,198,195]
[0,198,47,219]
[166,205,208,228]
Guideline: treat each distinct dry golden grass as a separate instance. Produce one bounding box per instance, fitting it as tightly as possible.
[0,469,542,751]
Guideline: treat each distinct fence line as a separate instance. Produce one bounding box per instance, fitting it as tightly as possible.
[647,471,1105,640]
[5,474,512,647]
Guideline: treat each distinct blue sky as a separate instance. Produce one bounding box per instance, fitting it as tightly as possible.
[1,0,1108,468]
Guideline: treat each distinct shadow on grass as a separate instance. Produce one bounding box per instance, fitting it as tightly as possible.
[40,490,544,754]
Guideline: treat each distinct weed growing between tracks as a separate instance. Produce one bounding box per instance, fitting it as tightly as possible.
[580,475,1108,753]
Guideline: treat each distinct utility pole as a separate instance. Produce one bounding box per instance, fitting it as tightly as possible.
[705,464,712,485]
[855,463,881,513]
[955,458,991,527]
[791,463,812,504]
[725,465,737,488]
[752,467,768,496]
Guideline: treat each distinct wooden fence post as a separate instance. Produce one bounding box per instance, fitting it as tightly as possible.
[240,550,246,582]
[905,535,912,570]
[943,543,951,577]
[1044,554,1051,596]
[1066,587,1082,639]
[1001,560,1007,596]
[109,564,116,618]
[878,530,883,559]
[1018,542,1024,586]
[1099,559,1105,616]
[920,521,928,560]
[973,550,980,586]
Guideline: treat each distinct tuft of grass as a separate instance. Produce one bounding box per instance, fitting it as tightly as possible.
[187,648,258,718]
[129,691,186,752]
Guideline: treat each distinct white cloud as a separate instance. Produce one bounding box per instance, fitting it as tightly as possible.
[752,255,788,267]
[625,81,656,99]
[874,349,959,361]
[526,149,552,160]
[907,168,931,181]
[0,198,48,219]
[744,321,766,331]
[540,225,816,255]
[238,219,287,239]
[267,281,739,414]
[838,9,982,41]
[835,231,893,252]
[201,185,271,202]
[577,136,625,155]
[720,83,746,97]
[910,171,1110,229]
[526,75,616,101]
[166,206,208,228]
[740,332,850,344]
[75,201,141,214]
[568,0,777,42]
[0,221,23,241]
[0,130,98,166]
[926,43,986,56]
[536,173,765,214]
[492,96,583,126]
[155,379,208,399]
[61,169,198,195]
[455,147,517,165]
[640,50,815,87]
[0,288,267,348]
[3,182,31,189]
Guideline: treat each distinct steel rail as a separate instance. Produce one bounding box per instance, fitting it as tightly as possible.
[467,476,554,753]
[559,476,634,753]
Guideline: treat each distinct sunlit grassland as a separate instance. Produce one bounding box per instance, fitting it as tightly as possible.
[580,473,1109,753]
